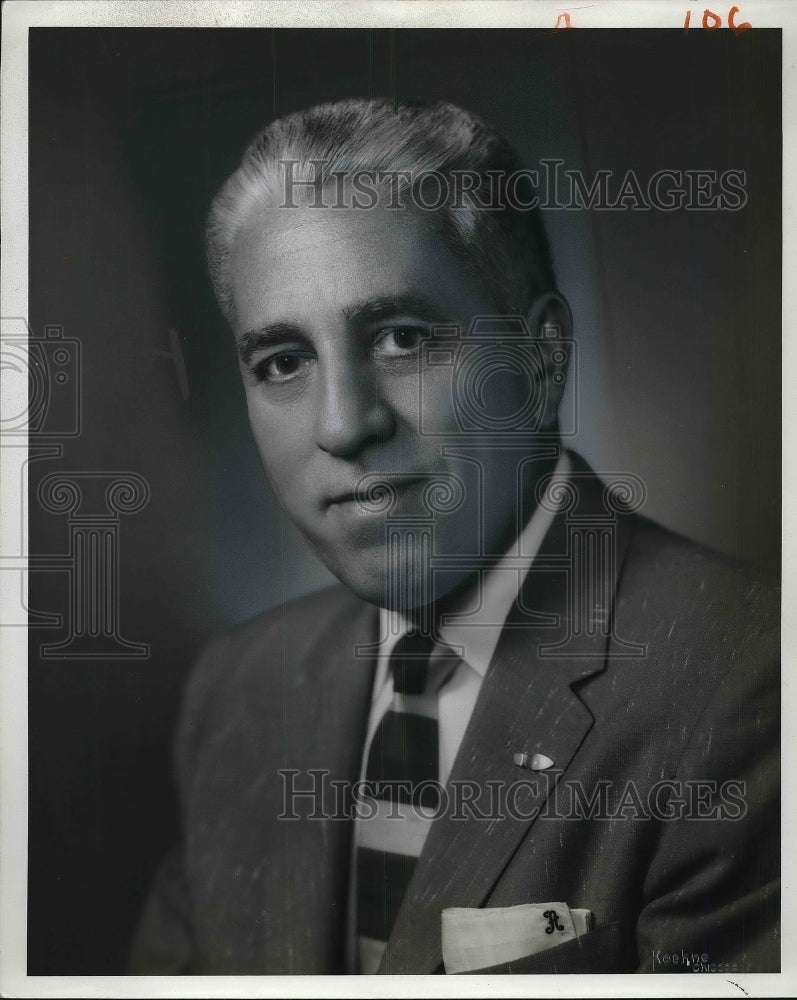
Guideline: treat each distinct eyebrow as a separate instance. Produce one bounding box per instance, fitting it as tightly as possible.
[342,294,449,326]
[237,323,302,367]
[237,293,448,366]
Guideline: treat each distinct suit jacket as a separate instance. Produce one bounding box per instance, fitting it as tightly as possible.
[129,455,780,974]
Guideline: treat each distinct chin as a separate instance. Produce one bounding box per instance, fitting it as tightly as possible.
[331,565,473,618]
[311,534,476,612]
[316,549,389,608]
[322,559,430,612]
[331,570,391,609]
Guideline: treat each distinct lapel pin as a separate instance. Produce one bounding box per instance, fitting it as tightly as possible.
[513,752,555,771]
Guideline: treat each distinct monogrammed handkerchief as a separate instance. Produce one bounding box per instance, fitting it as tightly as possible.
[441,902,593,973]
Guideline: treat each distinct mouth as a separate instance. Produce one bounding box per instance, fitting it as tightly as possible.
[323,475,428,513]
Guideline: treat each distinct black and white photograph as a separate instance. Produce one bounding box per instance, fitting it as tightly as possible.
[1,0,794,995]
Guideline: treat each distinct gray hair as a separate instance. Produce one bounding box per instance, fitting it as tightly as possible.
[206,98,556,325]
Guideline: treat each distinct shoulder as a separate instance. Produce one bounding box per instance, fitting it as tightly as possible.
[565,449,778,632]
[609,514,779,725]
[621,513,779,635]
[200,582,365,665]
[565,446,779,646]
[177,583,370,736]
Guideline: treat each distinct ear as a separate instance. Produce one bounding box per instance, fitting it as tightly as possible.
[525,291,573,433]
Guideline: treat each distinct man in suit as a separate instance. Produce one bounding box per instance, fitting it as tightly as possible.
[130,99,779,975]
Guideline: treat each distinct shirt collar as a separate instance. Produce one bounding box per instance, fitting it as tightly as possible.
[379,450,571,677]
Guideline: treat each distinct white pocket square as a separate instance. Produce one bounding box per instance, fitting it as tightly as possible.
[441,902,593,973]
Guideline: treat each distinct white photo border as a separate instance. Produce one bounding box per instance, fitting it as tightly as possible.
[1,1,795,997]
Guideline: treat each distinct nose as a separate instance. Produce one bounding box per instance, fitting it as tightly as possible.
[313,362,395,458]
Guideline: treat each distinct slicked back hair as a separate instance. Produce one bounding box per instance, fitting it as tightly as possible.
[206,98,557,326]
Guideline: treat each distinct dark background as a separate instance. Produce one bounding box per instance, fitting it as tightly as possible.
[27,28,781,973]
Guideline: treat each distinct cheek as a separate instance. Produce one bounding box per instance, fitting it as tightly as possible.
[399,368,457,435]
[245,398,307,489]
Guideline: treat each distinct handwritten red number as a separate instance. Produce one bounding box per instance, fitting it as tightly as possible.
[728,6,751,32]
[685,6,751,31]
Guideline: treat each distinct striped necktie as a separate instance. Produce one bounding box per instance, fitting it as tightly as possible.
[355,631,458,973]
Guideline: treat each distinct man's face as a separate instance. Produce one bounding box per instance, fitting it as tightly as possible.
[229,201,557,609]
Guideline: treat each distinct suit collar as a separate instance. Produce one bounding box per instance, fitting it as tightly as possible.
[378,452,638,973]
[438,449,573,677]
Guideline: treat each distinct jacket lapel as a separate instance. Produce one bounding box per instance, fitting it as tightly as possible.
[379,458,637,973]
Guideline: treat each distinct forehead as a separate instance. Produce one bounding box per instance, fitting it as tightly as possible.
[228,202,492,335]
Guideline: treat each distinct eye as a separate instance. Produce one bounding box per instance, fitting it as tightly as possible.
[373,325,428,357]
[252,353,312,384]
